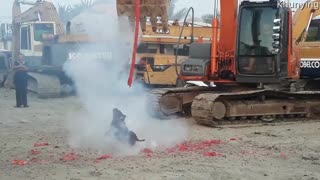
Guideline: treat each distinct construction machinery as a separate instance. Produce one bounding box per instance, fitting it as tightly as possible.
[9,0,114,98]
[0,50,12,87]
[9,0,68,97]
[117,0,214,87]
[0,23,13,50]
[7,0,131,97]
[293,0,320,79]
[124,0,320,126]
[135,21,212,87]
[8,0,173,97]
[11,0,65,64]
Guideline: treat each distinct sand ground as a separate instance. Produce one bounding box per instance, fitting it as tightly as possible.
[0,88,320,180]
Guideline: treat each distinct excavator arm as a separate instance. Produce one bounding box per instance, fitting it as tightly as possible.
[293,0,320,42]
[12,0,64,32]
[11,0,65,61]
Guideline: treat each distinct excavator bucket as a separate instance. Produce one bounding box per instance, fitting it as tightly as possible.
[116,0,170,32]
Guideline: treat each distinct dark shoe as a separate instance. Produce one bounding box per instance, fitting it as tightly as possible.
[23,105,29,108]
[14,105,22,108]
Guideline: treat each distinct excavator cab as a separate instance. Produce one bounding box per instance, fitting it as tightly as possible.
[236,0,296,83]
[19,21,57,67]
[179,0,297,86]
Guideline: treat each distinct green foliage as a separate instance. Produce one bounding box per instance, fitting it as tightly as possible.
[201,14,214,24]
[168,0,188,20]
[168,0,178,19]
[58,0,94,23]
[171,8,189,20]
[306,28,319,41]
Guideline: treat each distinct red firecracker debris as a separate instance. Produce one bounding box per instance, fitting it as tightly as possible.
[166,147,176,153]
[34,142,49,147]
[190,140,221,151]
[60,153,76,161]
[96,155,112,160]
[164,139,222,154]
[178,144,188,151]
[198,140,221,148]
[12,160,28,166]
[229,138,237,141]
[280,151,287,159]
[142,148,153,154]
[145,154,152,158]
[30,158,38,163]
[31,149,41,155]
[30,158,49,164]
[203,152,219,157]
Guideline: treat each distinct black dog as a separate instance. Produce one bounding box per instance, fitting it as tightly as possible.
[110,108,145,146]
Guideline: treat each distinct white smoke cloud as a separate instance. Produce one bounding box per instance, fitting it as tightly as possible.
[62,6,189,156]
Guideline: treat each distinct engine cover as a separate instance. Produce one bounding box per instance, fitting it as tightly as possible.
[180,58,210,76]
[180,42,211,76]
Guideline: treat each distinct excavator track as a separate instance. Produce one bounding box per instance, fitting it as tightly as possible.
[147,87,320,126]
[192,90,320,127]
[27,72,61,98]
[147,86,217,118]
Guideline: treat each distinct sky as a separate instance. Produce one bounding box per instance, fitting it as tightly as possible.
[0,0,306,23]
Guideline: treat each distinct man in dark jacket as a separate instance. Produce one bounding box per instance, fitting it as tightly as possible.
[13,54,29,108]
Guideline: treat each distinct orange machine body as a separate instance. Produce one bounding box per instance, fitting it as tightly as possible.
[179,0,300,85]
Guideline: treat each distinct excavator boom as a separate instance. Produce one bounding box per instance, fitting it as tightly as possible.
[293,0,320,42]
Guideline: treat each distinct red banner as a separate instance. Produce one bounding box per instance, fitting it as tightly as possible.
[127,0,140,87]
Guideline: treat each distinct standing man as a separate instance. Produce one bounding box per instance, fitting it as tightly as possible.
[13,54,29,108]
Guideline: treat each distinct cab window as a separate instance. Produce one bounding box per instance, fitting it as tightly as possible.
[34,23,54,41]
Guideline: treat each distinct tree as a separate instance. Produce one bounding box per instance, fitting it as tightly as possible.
[168,0,177,19]
[201,12,220,24]
[171,8,189,20]
[168,0,188,20]
[58,4,72,23]
[58,0,94,23]
[201,14,214,24]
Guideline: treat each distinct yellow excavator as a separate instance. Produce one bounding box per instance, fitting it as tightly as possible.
[117,0,215,87]
[293,0,320,79]
[135,21,212,87]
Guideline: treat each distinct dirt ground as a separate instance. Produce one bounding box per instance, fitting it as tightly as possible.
[0,88,320,180]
